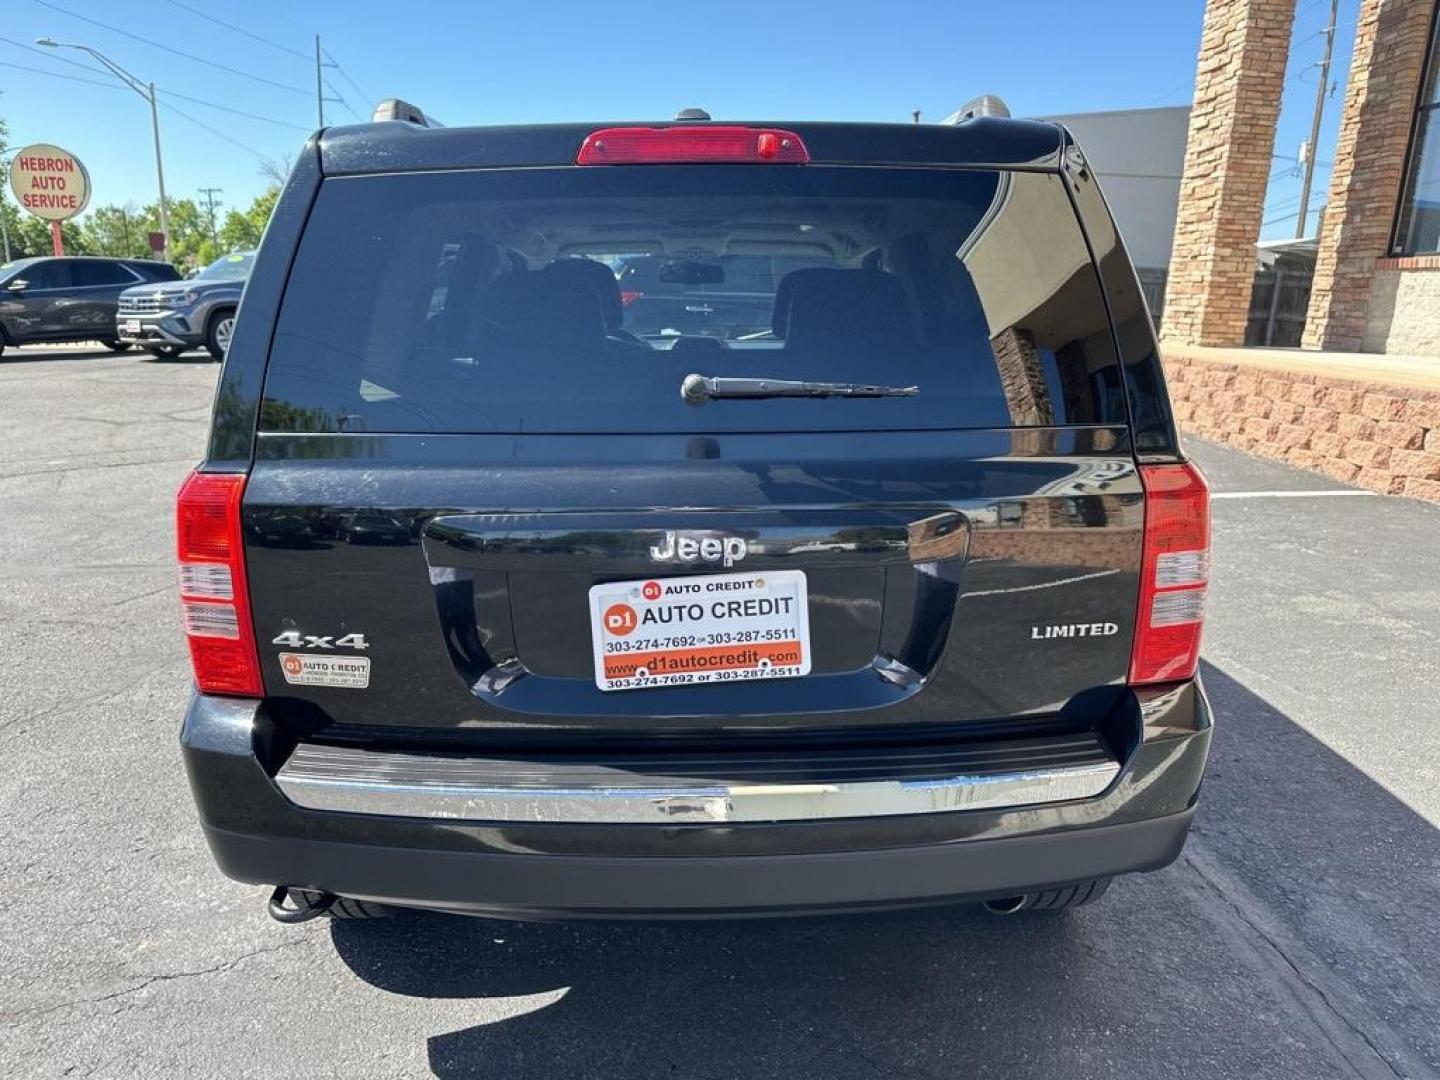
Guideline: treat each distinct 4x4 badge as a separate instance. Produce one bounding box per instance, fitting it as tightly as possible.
[271,630,370,650]
[649,531,748,568]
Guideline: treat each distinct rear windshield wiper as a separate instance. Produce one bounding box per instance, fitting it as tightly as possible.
[681,373,919,405]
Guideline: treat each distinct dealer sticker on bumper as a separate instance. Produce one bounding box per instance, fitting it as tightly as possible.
[278,652,370,689]
[588,570,811,692]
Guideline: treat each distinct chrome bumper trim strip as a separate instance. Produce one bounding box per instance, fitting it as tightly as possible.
[275,744,1119,824]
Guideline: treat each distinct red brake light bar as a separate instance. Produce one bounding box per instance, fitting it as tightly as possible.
[576,126,810,165]
[176,470,262,697]
[1129,461,1211,686]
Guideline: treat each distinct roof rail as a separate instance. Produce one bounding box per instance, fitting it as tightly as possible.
[371,98,443,127]
[937,94,1012,126]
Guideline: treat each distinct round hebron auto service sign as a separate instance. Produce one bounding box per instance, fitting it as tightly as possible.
[9,143,91,221]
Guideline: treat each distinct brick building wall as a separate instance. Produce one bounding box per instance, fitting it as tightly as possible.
[1365,257,1440,352]
[1163,0,1294,346]
[1165,350,1440,502]
[1303,0,1435,351]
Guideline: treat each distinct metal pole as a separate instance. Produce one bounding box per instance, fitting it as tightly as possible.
[1296,0,1340,239]
[315,35,325,128]
[148,82,171,262]
[50,220,64,256]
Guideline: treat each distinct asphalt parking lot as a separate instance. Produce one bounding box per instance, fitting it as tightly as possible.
[1,343,1437,1079]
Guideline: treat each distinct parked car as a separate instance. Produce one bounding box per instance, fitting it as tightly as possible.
[0,255,179,358]
[117,250,256,360]
[178,106,1211,924]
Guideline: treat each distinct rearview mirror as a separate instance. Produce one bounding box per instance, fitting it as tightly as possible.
[657,260,724,286]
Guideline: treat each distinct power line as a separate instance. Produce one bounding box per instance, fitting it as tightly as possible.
[162,0,310,60]
[157,87,310,131]
[323,77,364,122]
[0,31,100,71]
[1137,80,1194,108]
[0,57,122,90]
[2,38,308,131]
[1272,152,1333,168]
[322,47,371,106]
[160,100,271,162]
[32,0,313,97]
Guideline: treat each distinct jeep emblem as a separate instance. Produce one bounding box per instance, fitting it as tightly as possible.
[649,530,748,567]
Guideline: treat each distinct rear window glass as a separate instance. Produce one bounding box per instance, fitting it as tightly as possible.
[261,166,1126,434]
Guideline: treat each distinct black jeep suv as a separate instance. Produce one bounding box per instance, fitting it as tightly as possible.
[178,110,1211,922]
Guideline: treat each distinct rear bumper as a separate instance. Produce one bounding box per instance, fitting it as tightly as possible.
[181,681,1211,919]
[202,810,1193,919]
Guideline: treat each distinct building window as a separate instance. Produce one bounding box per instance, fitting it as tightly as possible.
[1394,4,1440,254]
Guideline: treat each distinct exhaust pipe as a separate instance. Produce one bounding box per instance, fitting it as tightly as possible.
[267,885,336,923]
[982,894,1034,916]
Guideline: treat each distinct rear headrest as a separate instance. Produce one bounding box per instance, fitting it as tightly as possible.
[771,267,845,337]
[542,258,624,331]
[783,269,913,354]
[478,270,607,349]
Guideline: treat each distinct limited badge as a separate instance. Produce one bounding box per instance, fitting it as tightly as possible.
[278,652,370,689]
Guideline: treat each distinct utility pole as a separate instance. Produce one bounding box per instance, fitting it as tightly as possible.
[198,186,223,249]
[1296,0,1340,239]
[315,35,325,127]
[148,81,172,261]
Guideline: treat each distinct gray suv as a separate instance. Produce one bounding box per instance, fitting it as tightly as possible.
[117,250,255,360]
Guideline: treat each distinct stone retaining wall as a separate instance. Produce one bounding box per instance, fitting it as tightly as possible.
[1163,353,1440,503]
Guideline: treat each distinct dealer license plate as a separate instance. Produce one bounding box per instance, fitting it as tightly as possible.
[123,319,141,335]
[588,570,811,692]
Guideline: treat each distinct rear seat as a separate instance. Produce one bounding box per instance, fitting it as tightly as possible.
[778,269,915,379]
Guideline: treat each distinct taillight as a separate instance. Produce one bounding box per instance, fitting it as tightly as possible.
[176,470,262,696]
[576,126,810,165]
[619,289,643,307]
[1129,461,1210,685]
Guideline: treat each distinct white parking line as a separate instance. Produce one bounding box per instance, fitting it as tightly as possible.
[1210,490,1377,500]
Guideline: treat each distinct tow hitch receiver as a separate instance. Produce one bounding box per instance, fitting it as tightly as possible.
[266,885,335,923]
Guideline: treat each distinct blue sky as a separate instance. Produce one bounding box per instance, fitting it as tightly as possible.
[0,0,1355,239]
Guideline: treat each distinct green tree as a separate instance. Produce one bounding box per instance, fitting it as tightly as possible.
[3,211,89,259]
[80,204,150,259]
[218,188,279,252]
[154,197,213,271]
